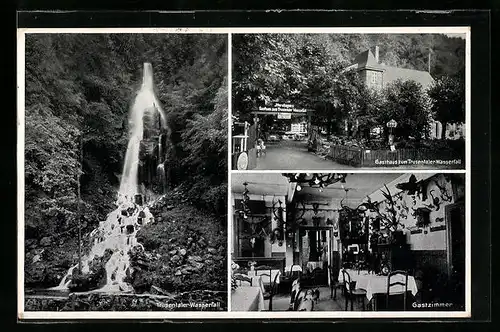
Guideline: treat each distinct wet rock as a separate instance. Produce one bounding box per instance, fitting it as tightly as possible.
[179,248,187,256]
[25,239,37,249]
[175,270,182,276]
[40,237,52,247]
[150,285,168,296]
[167,205,174,211]
[207,248,217,254]
[119,283,134,293]
[168,249,177,256]
[205,259,214,266]
[190,261,204,270]
[32,254,42,263]
[188,255,203,262]
[170,255,181,263]
[181,268,192,275]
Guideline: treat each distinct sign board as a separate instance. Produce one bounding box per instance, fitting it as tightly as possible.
[386,119,398,128]
[257,103,310,114]
[277,112,292,119]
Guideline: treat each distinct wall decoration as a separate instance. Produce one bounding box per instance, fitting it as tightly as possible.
[428,190,441,211]
[413,207,432,228]
[283,173,347,191]
[434,178,453,202]
[430,225,446,232]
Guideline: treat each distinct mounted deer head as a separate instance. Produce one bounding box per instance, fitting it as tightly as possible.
[429,190,441,211]
[396,174,419,195]
[434,179,453,202]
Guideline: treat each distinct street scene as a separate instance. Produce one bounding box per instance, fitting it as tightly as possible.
[231,33,466,170]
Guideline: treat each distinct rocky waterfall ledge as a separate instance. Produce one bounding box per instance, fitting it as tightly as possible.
[25,290,227,311]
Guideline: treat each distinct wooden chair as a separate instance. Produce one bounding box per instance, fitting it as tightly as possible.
[233,273,253,287]
[342,269,367,311]
[259,269,281,311]
[386,270,409,311]
[280,264,302,294]
[328,265,344,300]
[294,288,315,311]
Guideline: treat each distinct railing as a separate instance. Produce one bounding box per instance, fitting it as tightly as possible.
[328,145,464,168]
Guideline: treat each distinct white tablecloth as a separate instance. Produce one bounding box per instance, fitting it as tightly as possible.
[235,275,265,293]
[231,286,265,311]
[306,261,324,273]
[338,269,418,301]
[248,269,281,285]
[284,265,303,273]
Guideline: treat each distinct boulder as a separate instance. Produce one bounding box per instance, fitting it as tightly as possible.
[179,248,187,256]
[175,270,182,276]
[207,248,217,254]
[40,237,52,247]
[181,268,192,275]
[188,255,203,262]
[190,261,204,270]
[170,255,181,263]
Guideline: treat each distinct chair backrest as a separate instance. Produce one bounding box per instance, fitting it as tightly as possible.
[233,273,253,286]
[311,267,324,287]
[289,264,302,279]
[296,289,315,311]
[260,269,281,311]
[386,270,409,310]
[341,269,353,294]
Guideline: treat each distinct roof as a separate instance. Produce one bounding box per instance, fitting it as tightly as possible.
[349,48,435,90]
[380,64,435,90]
[352,49,381,70]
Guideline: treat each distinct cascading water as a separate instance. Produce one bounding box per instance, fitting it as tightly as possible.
[54,63,166,292]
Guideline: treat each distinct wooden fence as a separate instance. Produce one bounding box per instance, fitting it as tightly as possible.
[328,145,464,168]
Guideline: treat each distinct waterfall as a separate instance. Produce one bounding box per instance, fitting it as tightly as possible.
[52,63,164,293]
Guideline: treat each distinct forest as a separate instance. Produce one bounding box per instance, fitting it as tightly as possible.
[233,33,465,142]
[24,33,228,308]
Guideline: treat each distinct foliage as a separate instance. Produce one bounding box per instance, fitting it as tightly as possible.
[428,75,465,127]
[25,33,227,240]
[380,80,433,140]
[233,33,464,138]
[24,34,228,290]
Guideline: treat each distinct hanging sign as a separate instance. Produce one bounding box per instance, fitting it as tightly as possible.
[277,112,292,119]
[257,103,309,114]
[386,119,398,128]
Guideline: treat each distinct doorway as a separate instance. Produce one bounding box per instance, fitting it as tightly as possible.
[298,227,332,286]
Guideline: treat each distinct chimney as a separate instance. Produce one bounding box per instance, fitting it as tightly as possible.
[375,46,379,63]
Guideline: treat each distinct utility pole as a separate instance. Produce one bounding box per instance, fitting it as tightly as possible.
[77,133,83,274]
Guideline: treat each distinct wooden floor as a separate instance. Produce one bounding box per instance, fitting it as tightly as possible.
[267,286,366,311]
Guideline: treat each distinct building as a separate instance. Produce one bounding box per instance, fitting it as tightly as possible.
[231,173,466,311]
[345,46,435,91]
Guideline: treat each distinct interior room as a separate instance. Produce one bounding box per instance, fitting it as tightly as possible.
[230,173,466,312]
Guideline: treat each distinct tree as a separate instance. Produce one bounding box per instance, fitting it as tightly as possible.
[381,80,432,140]
[428,75,465,131]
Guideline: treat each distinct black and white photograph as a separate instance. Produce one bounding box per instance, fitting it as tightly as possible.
[19,32,228,312]
[230,173,466,312]
[231,33,466,170]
